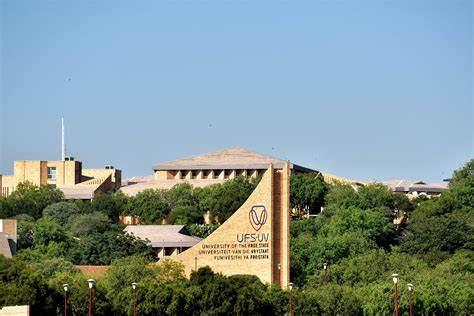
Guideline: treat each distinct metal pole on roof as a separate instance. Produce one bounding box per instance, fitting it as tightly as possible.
[61,117,66,161]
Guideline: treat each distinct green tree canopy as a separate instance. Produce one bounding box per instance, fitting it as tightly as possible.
[290,173,328,216]
[67,212,111,237]
[205,177,256,223]
[0,182,63,219]
[43,201,82,226]
[168,205,204,225]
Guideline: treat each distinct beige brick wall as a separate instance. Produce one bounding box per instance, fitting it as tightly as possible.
[0,219,17,243]
[13,161,46,186]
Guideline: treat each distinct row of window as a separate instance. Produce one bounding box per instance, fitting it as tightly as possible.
[176,169,263,180]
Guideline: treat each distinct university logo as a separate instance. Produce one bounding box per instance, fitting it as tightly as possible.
[249,205,267,231]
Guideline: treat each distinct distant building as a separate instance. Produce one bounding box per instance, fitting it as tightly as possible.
[0,219,17,258]
[0,158,121,199]
[124,225,202,259]
[381,180,447,198]
[121,147,316,195]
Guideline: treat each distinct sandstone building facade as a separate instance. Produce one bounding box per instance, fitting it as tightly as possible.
[0,158,121,199]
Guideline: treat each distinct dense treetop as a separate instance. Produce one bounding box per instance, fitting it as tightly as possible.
[0,160,472,314]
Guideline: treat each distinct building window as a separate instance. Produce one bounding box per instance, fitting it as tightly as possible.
[47,167,57,180]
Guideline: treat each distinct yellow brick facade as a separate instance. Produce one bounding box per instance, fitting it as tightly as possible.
[0,159,121,199]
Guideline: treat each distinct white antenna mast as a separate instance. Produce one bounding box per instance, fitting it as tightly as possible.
[61,117,66,160]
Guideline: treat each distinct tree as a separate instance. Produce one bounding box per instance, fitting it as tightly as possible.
[0,182,63,219]
[91,191,128,222]
[401,159,474,255]
[167,183,199,209]
[67,212,111,237]
[206,177,255,223]
[401,211,472,254]
[103,256,185,314]
[186,223,217,238]
[43,201,82,226]
[325,183,359,210]
[128,189,171,224]
[358,183,395,210]
[0,256,60,314]
[68,231,155,265]
[290,173,328,215]
[168,205,204,225]
[33,217,71,248]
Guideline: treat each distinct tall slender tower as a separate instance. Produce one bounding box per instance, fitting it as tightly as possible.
[61,117,66,161]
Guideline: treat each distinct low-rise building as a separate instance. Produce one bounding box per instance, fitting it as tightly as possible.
[381,180,447,198]
[0,158,121,199]
[121,147,316,195]
[124,225,201,259]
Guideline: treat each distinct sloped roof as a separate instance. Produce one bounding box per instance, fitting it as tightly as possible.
[58,185,97,199]
[124,225,202,248]
[153,147,315,172]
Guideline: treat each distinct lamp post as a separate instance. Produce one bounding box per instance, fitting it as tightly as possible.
[87,278,95,316]
[63,283,68,316]
[407,283,414,316]
[289,282,294,316]
[132,282,137,316]
[392,274,399,316]
[323,263,328,285]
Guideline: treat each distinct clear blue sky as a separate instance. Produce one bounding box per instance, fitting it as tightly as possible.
[1,1,472,182]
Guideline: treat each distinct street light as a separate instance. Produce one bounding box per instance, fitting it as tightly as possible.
[407,283,414,316]
[288,282,294,316]
[63,283,68,316]
[87,278,95,316]
[323,263,328,285]
[392,274,399,316]
[131,282,138,316]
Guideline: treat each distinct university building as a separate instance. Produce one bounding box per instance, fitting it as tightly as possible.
[0,157,121,199]
[121,147,316,195]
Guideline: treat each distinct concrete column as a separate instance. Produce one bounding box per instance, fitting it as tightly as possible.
[229,170,236,179]
[218,170,225,180]
[185,170,192,180]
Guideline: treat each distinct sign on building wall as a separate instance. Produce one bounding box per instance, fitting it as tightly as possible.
[171,163,290,288]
